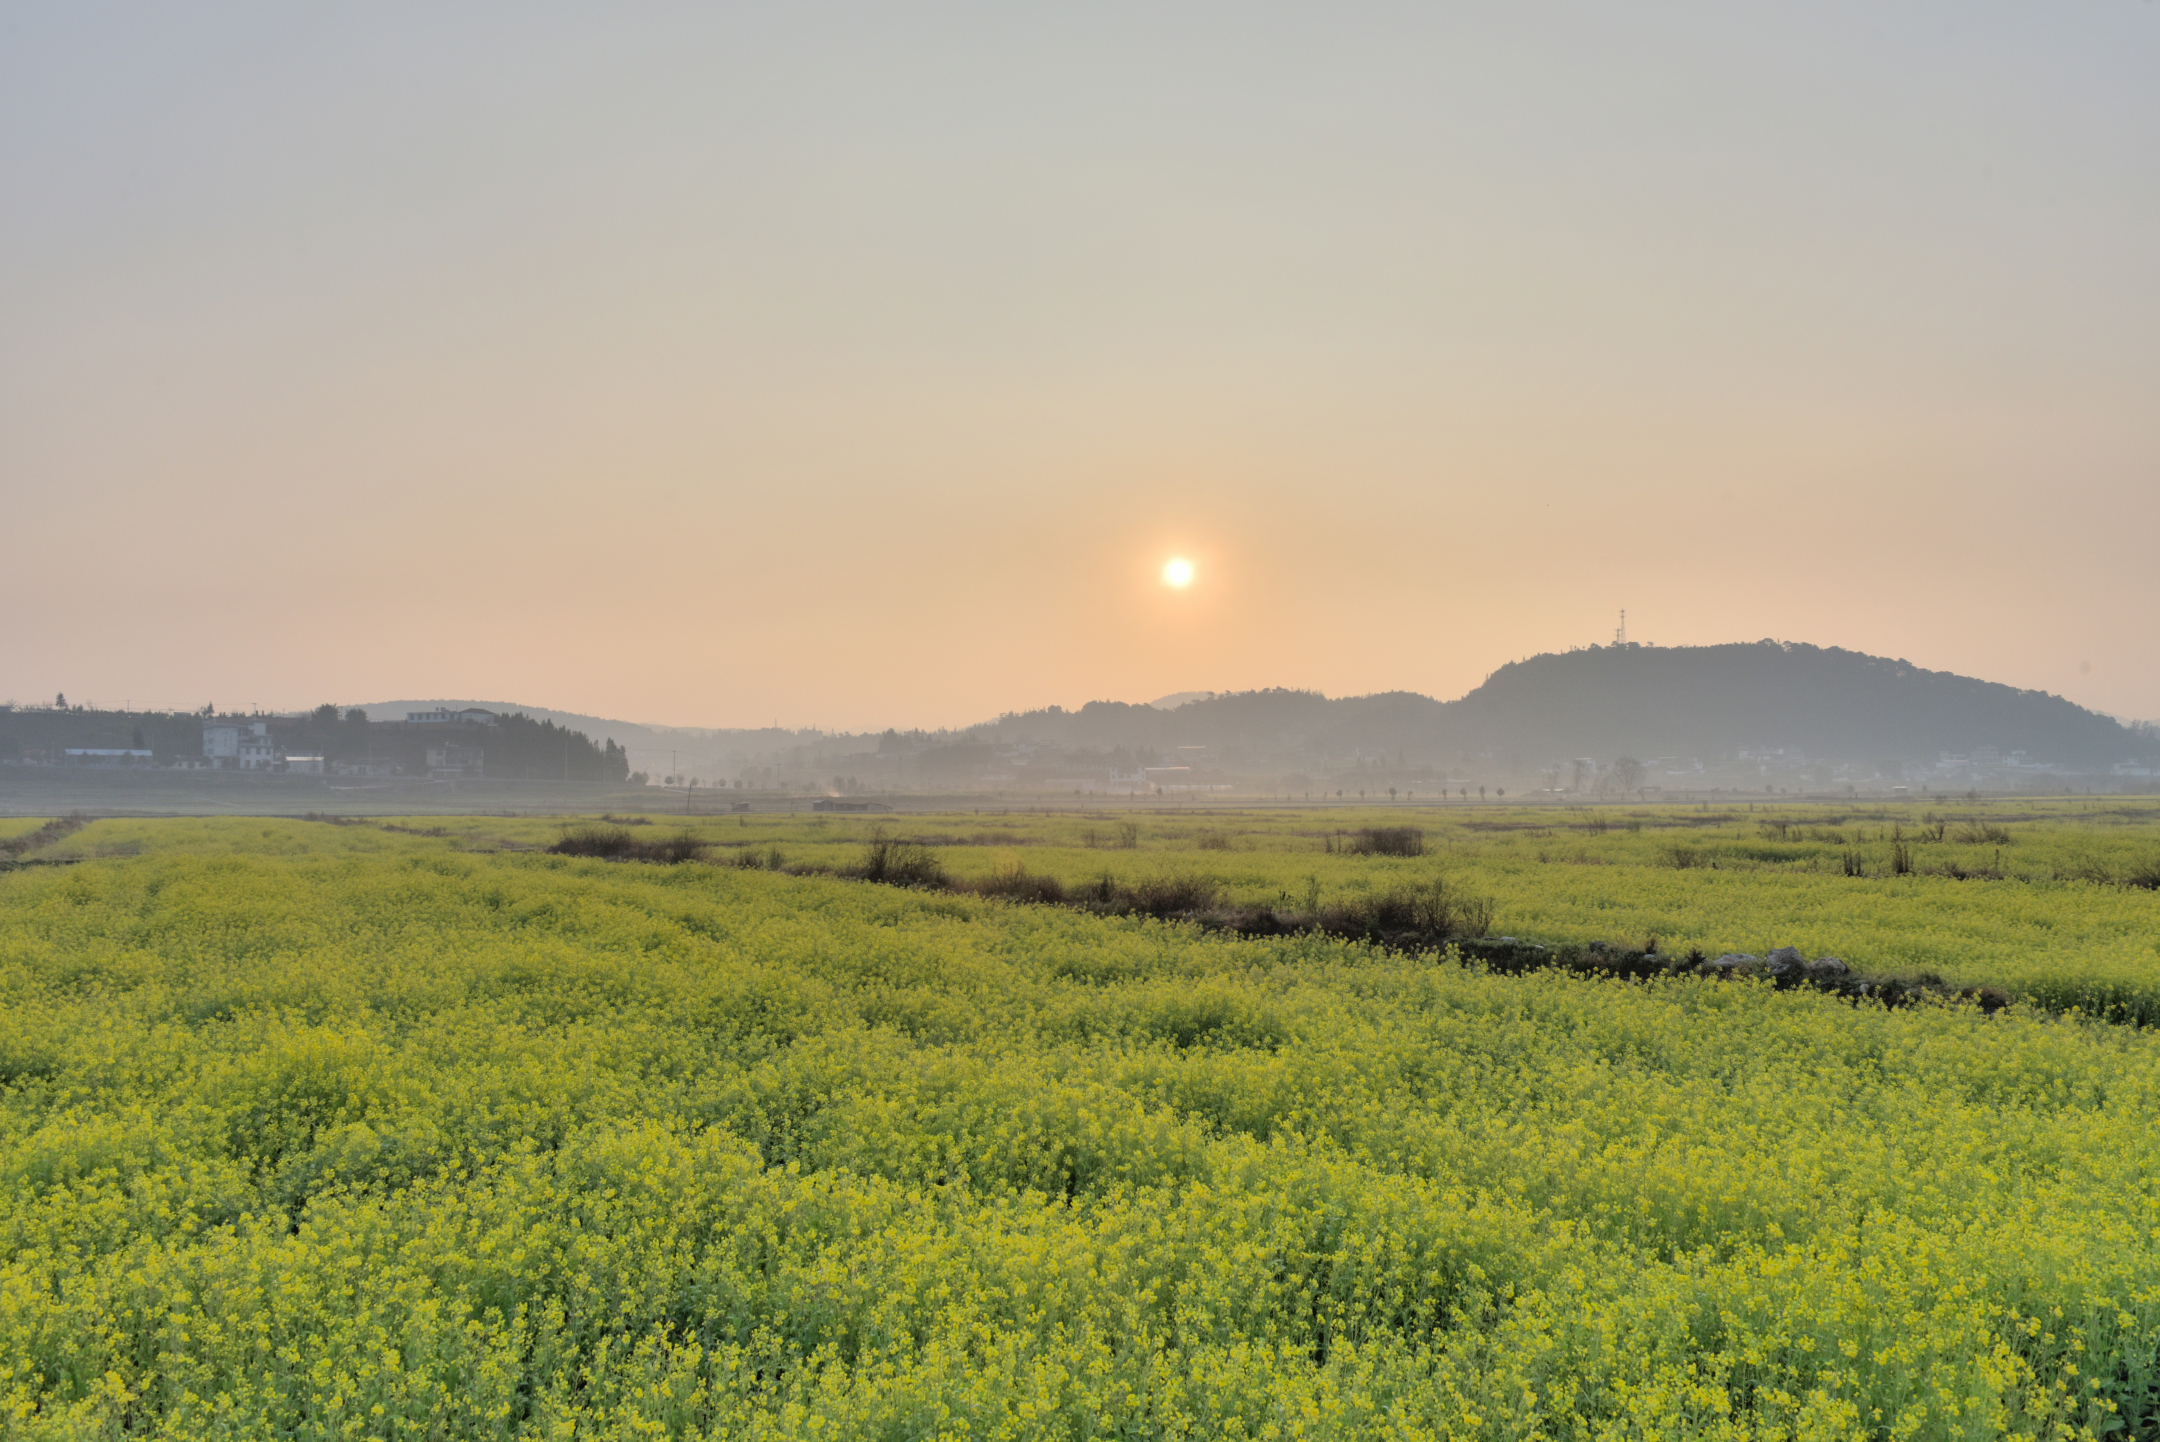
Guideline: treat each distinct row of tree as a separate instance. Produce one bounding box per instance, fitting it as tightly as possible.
[0,704,630,783]
[274,708,631,781]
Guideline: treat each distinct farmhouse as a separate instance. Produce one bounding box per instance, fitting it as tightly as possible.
[202,721,276,770]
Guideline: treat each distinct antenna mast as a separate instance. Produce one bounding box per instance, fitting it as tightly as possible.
[1614,609,1628,646]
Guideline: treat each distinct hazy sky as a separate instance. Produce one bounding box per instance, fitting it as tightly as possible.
[5,3,2156,729]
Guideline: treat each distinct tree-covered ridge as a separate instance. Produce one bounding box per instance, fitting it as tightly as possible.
[471,711,631,781]
[972,643,2148,768]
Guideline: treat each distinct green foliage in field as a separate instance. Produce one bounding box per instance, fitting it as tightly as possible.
[387,799,2160,1020]
[2,821,2159,1438]
[0,819,53,845]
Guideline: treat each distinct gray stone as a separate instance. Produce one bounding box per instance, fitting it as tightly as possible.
[1804,955,1850,978]
[1702,952,1762,975]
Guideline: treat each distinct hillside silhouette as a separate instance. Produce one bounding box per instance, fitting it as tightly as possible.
[974,643,2150,771]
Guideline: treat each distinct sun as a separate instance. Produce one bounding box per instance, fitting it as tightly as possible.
[1162,557,1195,589]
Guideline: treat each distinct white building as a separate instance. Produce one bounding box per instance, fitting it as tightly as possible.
[203,721,276,770]
[285,755,325,775]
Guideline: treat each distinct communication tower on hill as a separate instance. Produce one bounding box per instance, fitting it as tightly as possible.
[1614,609,1628,646]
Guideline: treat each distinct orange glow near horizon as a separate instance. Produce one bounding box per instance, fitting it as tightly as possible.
[1,8,2155,729]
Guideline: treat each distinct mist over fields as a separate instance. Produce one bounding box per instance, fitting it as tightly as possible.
[379,641,2155,788]
[99,641,2160,796]
[8,641,2152,802]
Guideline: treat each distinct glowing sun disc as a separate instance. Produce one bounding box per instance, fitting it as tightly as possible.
[1162,557,1195,588]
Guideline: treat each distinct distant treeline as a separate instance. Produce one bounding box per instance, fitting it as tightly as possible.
[0,703,629,781]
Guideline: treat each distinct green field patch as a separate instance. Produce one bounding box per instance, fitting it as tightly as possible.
[491,800,2160,1019]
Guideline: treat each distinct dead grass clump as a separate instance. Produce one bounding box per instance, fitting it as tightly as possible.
[1195,830,1233,851]
[1936,859,2006,882]
[973,861,1066,905]
[1340,826,1424,857]
[1953,819,2013,845]
[853,829,947,887]
[1322,876,1493,939]
[1079,871,1121,904]
[549,826,705,863]
[1124,875,1223,917]
[641,833,710,864]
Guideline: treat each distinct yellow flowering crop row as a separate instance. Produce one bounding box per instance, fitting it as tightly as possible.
[0,819,2156,1438]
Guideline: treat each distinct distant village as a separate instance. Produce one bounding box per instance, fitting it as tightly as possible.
[27,706,505,778]
[187,707,500,777]
[0,702,632,784]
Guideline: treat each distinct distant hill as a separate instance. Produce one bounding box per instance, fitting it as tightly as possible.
[1435,643,2143,768]
[361,644,2154,786]
[353,700,820,780]
[972,643,2152,771]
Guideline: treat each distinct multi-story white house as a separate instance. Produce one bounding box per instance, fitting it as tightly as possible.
[202,721,276,770]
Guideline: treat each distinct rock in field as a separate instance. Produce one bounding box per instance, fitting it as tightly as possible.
[1701,952,1762,975]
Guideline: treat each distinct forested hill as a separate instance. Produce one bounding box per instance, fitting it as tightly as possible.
[976,643,2152,769]
[1437,643,2143,767]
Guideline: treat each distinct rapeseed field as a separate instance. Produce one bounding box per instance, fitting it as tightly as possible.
[2,816,2158,1437]
[118,798,2147,1020]
[0,819,57,848]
